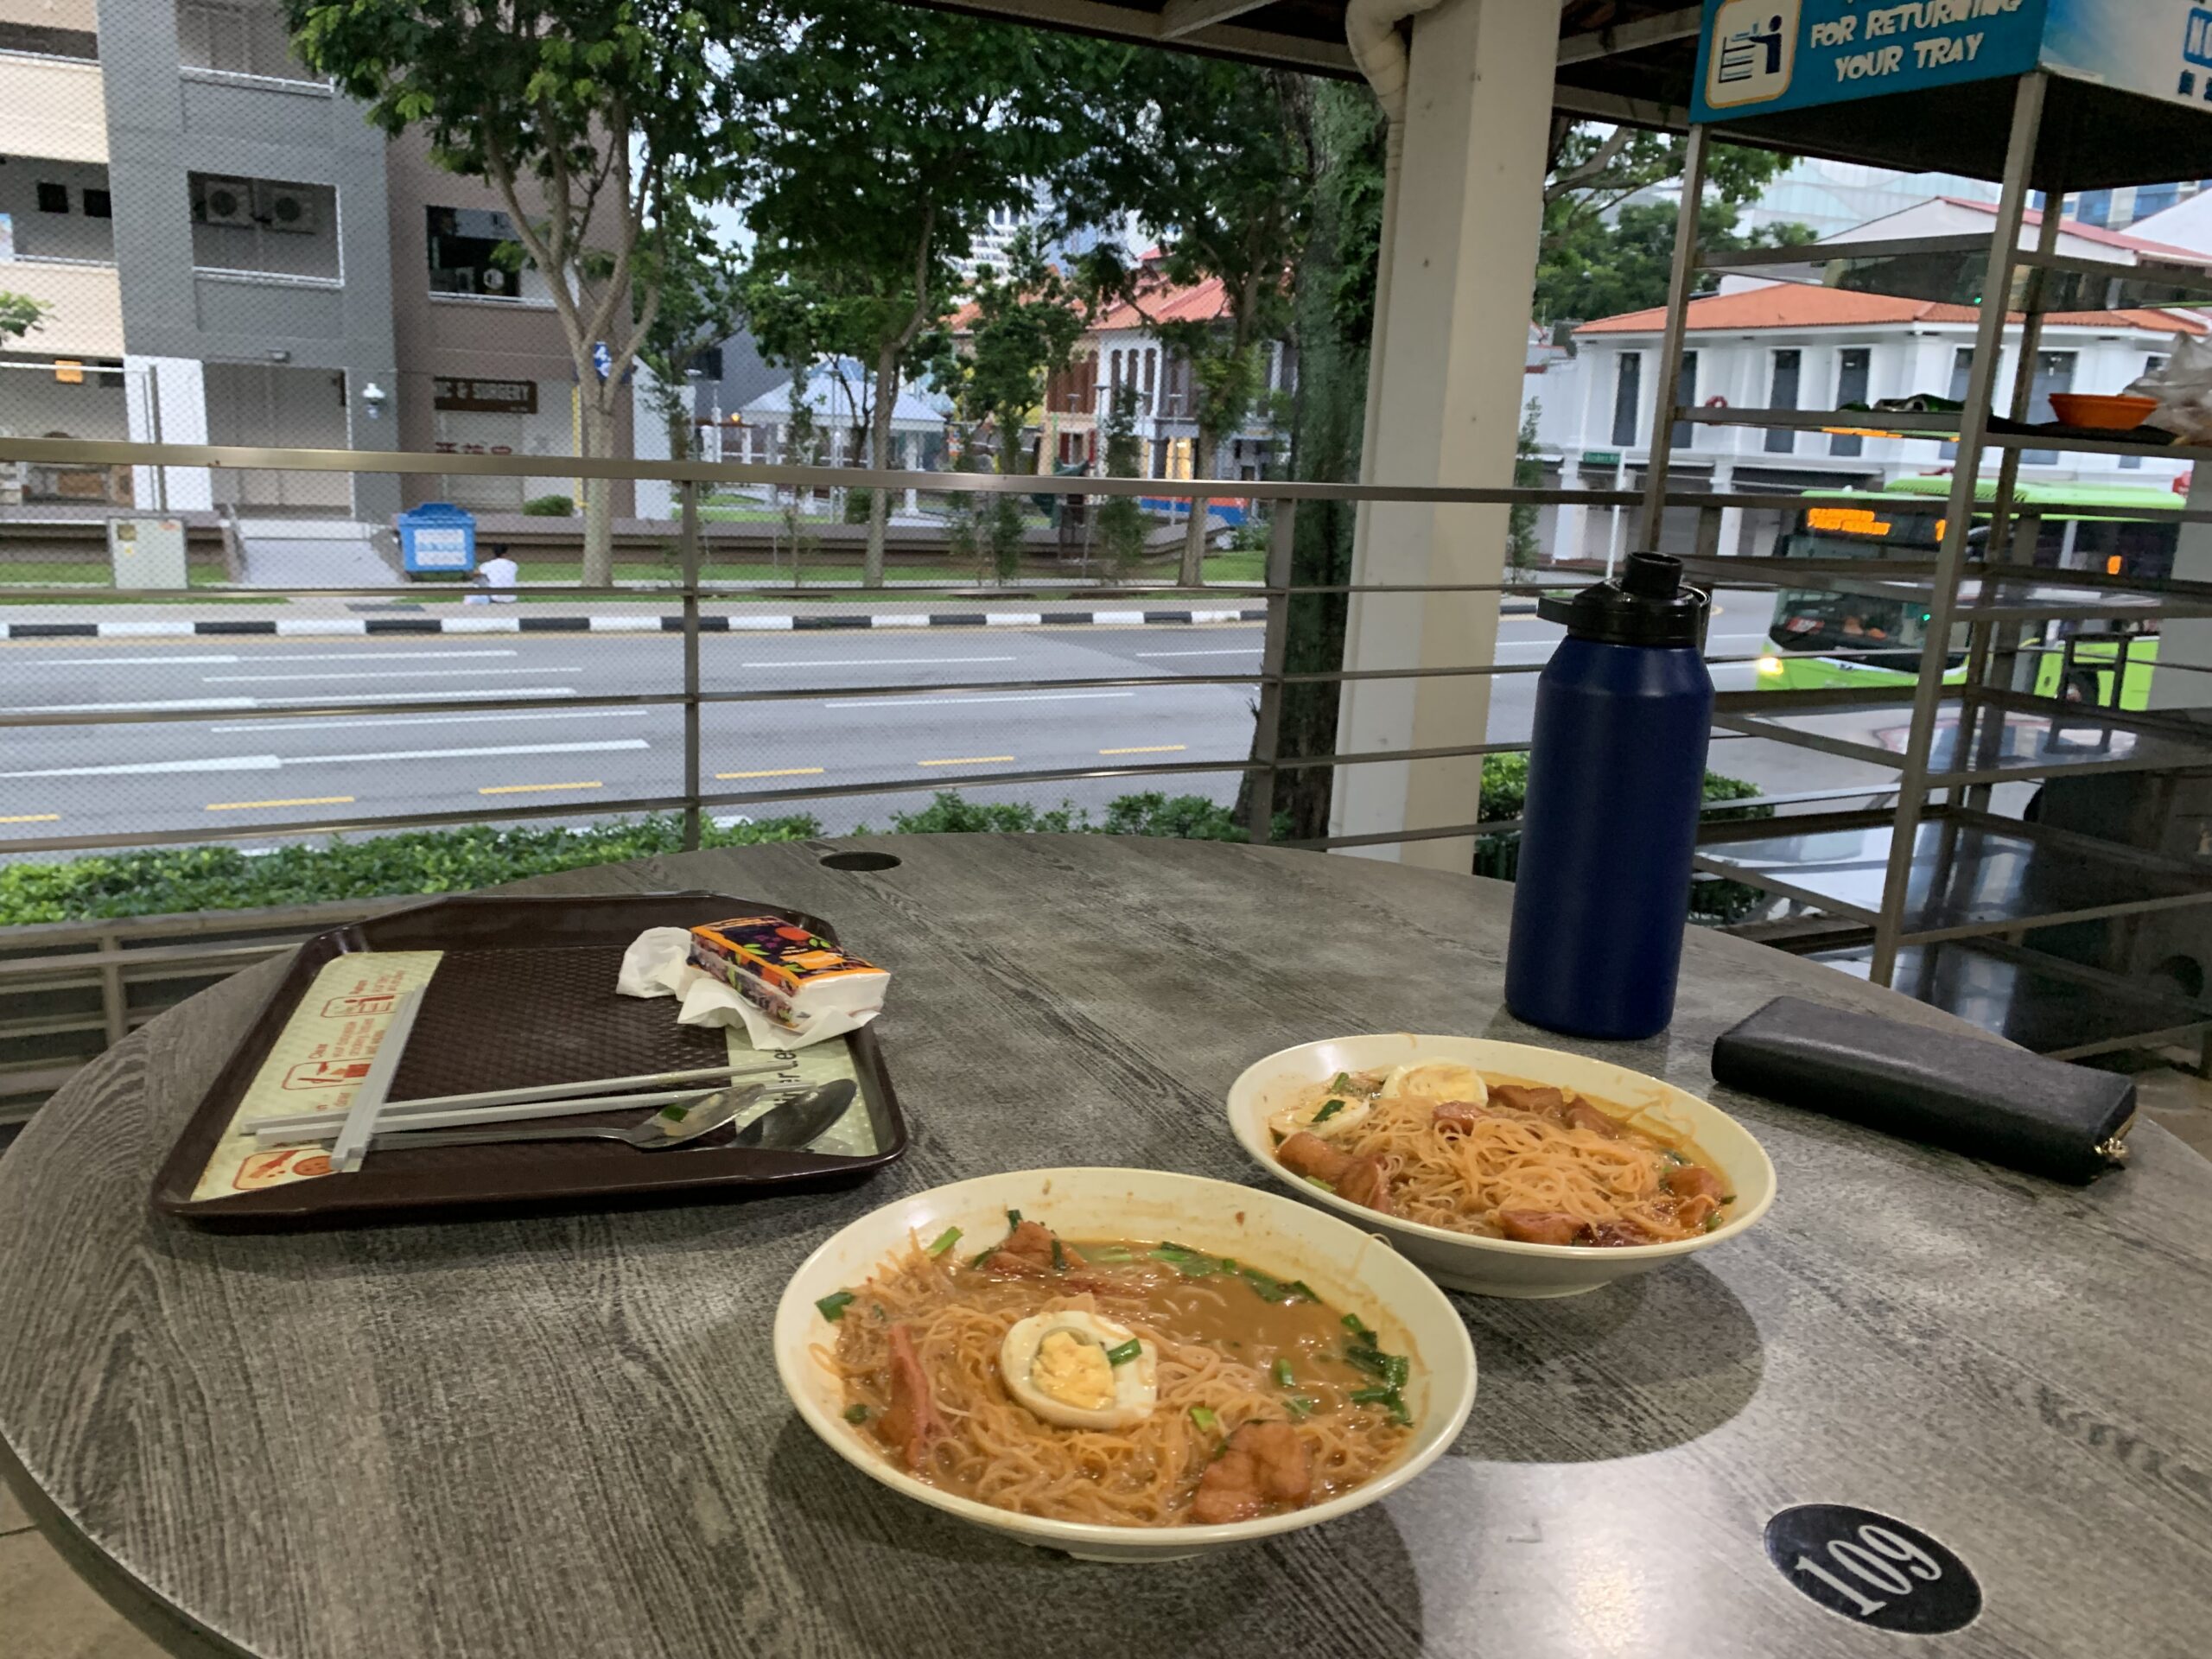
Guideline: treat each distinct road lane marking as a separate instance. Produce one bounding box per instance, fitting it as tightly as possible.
[1135,649,1260,658]
[480,781,605,795]
[919,755,1016,767]
[207,795,355,812]
[212,709,647,734]
[0,813,60,823]
[203,666,578,683]
[715,767,826,779]
[739,656,1016,669]
[33,651,519,667]
[8,688,583,716]
[0,739,646,780]
[1100,745,1187,755]
[825,690,1135,710]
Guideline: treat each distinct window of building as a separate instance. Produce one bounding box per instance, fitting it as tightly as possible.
[425,206,547,301]
[1831,348,1872,458]
[81,188,111,219]
[0,21,99,59]
[35,181,68,214]
[1941,346,1976,461]
[191,173,340,281]
[2136,181,2182,220]
[1142,349,1155,408]
[176,0,311,80]
[1764,349,1801,454]
[2025,349,2075,465]
[1673,351,1699,449]
[1611,352,1642,448]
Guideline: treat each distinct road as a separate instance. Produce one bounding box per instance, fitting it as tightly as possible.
[0,588,1901,855]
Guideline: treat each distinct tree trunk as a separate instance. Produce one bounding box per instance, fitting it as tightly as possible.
[579,394,616,588]
[864,342,900,588]
[1178,425,1211,587]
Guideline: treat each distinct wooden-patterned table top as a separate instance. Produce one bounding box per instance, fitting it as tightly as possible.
[2,835,2207,1659]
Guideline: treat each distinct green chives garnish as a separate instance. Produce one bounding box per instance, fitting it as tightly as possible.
[1272,1357,1294,1388]
[843,1403,870,1423]
[1189,1406,1219,1433]
[1311,1098,1347,1126]
[1285,1395,1316,1420]
[1104,1338,1142,1367]
[1006,1208,1022,1227]
[815,1291,855,1321]
[925,1227,961,1256]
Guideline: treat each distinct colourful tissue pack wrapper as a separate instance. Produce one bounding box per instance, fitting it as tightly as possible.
[687,916,888,1033]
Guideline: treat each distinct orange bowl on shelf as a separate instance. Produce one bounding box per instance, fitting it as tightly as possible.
[2049,392,2159,431]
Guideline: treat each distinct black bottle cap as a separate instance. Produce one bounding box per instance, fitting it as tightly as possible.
[1536,551,1711,647]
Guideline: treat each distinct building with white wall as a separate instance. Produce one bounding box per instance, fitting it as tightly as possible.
[1539,205,2212,567]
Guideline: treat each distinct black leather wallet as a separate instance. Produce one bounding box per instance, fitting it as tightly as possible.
[1711,996,2137,1185]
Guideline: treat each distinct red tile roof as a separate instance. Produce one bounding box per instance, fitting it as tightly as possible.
[1094,274,1230,332]
[1576,286,2208,335]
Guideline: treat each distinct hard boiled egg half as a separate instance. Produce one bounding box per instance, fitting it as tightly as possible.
[1268,1089,1372,1141]
[1382,1061,1487,1109]
[1000,1311,1157,1430]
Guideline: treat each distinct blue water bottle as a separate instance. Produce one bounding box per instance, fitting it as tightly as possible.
[1505,551,1713,1041]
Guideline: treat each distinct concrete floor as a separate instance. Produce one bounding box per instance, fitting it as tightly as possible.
[3,1064,2209,1654]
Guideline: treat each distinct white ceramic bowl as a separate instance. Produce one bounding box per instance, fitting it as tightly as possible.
[772,1166,1477,1563]
[1227,1034,1777,1300]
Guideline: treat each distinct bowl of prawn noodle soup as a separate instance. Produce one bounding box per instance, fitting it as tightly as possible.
[1226,1035,1777,1300]
[772,1166,1477,1562]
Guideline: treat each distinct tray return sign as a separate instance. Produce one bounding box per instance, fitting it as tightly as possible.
[1764,1505,1981,1635]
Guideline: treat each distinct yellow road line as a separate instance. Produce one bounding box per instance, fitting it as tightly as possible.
[918,755,1015,767]
[0,812,60,823]
[715,766,826,779]
[1099,745,1187,755]
[206,795,355,812]
[479,780,604,795]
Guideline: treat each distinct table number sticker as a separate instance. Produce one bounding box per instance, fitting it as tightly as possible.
[1764,1505,1980,1635]
[191,951,445,1200]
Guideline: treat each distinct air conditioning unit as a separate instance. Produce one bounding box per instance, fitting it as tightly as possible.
[200,178,253,227]
[260,184,320,236]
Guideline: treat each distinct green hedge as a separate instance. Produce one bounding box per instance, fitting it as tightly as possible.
[0,765,1771,927]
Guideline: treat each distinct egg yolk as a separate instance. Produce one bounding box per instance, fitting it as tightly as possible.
[1031,1329,1116,1412]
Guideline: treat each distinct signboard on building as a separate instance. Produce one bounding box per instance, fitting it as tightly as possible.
[432,377,537,414]
[0,212,14,263]
[1695,1,2212,124]
[1694,1,2047,123]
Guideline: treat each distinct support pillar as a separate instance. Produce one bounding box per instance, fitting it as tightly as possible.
[1331,0,1561,867]
[124,355,212,512]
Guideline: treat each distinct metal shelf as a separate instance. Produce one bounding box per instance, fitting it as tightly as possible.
[1674,405,1961,435]
[1694,809,2212,947]
[1678,554,2212,622]
[1982,429,2206,464]
[1709,685,2212,788]
[1808,937,2212,1062]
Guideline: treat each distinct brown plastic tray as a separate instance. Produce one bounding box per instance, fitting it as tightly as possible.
[151,892,907,1230]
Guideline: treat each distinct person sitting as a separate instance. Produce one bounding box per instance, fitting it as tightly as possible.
[466,543,519,605]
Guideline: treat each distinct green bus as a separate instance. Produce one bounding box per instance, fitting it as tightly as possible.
[1755,476,2177,709]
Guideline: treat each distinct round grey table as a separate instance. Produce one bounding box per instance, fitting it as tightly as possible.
[3,836,2207,1659]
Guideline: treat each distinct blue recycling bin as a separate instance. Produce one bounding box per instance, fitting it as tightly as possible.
[397,502,477,575]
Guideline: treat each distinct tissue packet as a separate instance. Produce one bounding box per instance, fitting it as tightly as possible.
[689,916,887,1036]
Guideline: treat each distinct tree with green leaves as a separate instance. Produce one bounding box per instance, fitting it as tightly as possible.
[637,211,747,465]
[1509,400,1543,573]
[1095,385,1147,580]
[0,293,48,344]
[1058,55,1307,588]
[728,2,1095,587]
[942,229,1084,583]
[286,0,746,583]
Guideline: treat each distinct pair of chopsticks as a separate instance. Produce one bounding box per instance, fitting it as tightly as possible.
[259,1048,791,1152]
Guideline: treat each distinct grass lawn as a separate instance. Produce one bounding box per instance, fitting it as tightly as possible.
[0,559,283,605]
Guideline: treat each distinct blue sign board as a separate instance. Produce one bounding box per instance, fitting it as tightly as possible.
[397,502,477,575]
[592,340,613,383]
[1696,0,2212,124]
[1694,1,2049,123]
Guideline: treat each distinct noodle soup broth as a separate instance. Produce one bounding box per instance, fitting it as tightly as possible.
[813,1219,1418,1529]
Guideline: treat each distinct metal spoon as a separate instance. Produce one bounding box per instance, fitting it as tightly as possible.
[733,1079,857,1150]
[367,1083,763,1155]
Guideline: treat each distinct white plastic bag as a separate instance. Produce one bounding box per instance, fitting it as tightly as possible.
[2126,336,2212,442]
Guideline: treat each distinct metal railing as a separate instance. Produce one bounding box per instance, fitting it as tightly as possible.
[5,434,2200,1106]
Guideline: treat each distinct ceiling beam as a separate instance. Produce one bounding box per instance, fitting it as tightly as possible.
[1158,0,1275,39]
[913,0,1357,74]
[1555,4,1703,67]
[1551,83,1693,133]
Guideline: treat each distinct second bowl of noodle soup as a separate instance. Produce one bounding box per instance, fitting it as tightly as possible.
[1226,1034,1777,1300]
